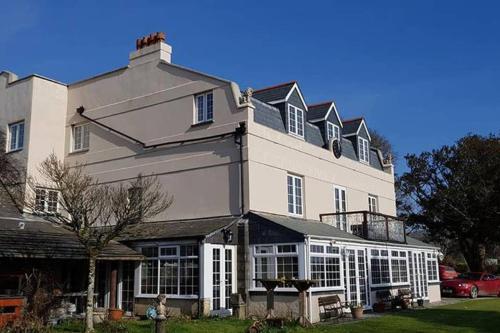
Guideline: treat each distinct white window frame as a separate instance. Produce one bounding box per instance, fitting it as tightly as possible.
[287,105,304,138]
[287,174,304,217]
[368,195,378,213]
[252,243,300,291]
[309,243,343,291]
[426,253,439,282]
[7,121,25,152]
[194,91,214,124]
[358,137,370,164]
[137,244,200,298]
[326,122,340,142]
[72,124,90,152]
[34,187,59,214]
[333,185,347,231]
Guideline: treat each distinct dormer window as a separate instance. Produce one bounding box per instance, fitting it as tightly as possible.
[358,137,369,163]
[35,187,59,214]
[327,122,340,141]
[288,105,304,137]
[195,91,214,124]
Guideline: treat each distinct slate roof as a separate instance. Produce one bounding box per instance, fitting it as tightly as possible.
[250,211,439,248]
[342,118,363,135]
[252,81,296,103]
[0,216,143,260]
[307,102,331,121]
[252,98,383,170]
[117,216,239,241]
[250,211,363,241]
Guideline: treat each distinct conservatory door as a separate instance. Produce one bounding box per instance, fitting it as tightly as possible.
[211,246,236,315]
[344,248,370,307]
[409,252,428,299]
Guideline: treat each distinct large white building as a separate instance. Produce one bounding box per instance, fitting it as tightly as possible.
[0,33,440,322]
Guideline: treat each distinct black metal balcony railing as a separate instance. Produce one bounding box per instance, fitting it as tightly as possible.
[319,211,407,243]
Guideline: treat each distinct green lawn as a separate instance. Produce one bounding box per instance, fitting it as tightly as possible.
[55,298,500,333]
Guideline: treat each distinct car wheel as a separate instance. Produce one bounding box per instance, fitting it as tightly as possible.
[470,286,478,299]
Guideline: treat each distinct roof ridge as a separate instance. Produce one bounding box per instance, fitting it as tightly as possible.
[308,101,333,108]
[253,80,296,93]
[342,117,364,123]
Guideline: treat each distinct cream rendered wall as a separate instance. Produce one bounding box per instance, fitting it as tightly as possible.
[246,118,396,220]
[0,73,33,172]
[26,78,67,182]
[65,58,248,221]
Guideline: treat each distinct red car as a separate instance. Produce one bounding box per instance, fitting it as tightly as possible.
[441,272,500,298]
[439,265,458,280]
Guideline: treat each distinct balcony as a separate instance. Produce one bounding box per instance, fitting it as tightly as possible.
[319,211,407,243]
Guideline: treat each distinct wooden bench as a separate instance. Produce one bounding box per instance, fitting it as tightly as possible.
[318,295,345,321]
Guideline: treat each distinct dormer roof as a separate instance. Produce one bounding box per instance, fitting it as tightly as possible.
[253,81,308,110]
[307,101,343,127]
[342,117,371,141]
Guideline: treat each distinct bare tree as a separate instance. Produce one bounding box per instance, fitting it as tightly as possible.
[23,154,172,332]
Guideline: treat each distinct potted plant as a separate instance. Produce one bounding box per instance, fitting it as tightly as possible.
[417,298,424,307]
[349,303,364,319]
[108,308,124,321]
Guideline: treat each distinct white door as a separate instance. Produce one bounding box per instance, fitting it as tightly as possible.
[409,252,428,299]
[211,246,235,315]
[344,248,370,307]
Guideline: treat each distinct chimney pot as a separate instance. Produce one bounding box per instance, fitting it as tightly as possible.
[129,32,172,65]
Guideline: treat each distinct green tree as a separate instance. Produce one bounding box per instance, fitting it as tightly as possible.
[398,134,500,271]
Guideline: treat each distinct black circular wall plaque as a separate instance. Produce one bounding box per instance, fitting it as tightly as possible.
[332,139,342,159]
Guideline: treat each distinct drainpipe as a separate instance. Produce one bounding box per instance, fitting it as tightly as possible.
[235,122,246,216]
[197,238,203,318]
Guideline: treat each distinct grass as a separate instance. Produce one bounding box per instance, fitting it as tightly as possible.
[54,298,500,333]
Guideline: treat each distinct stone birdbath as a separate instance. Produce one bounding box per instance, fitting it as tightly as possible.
[254,278,284,319]
[290,279,316,327]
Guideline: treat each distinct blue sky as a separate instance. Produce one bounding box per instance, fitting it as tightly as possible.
[1,0,499,173]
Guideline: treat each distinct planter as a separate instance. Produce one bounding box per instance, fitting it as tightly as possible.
[93,309,106,324]
[373,302,385,313]
[417,299,424,307]
[350,306,364,319]
[108,308,124,321]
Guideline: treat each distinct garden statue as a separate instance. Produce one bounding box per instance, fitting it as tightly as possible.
[156,294,168,319]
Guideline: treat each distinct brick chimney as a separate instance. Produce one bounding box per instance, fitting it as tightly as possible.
[129,32,172,66]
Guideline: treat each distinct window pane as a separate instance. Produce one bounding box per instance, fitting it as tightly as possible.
[311,257,325,287]
[18,123,24,149]
[288,106,296,134]
[206,93,213,120]
[35,189,46,212]
[255,256,273,287]
[310,245,324,253]
[296,109,303,136]
[255,246,273,254]
[73,126,82,151]
[179,258,199,295]
[160,259,178,295]
[141,259,158,294]
[83,125,90,149]
[294,177,302,215]
[287,176,294,214]
[325,257,341,287]
[141,247,158,258]
[277,256,298,286]
[277,244,296,253]
[197,95,205,122]
[160,247,177,257]
[47,190,58,213]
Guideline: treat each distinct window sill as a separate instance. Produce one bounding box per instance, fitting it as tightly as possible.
[6,148,23,154]
[191,120,214,128]
[68,148,89,155]
[287,132,305,141]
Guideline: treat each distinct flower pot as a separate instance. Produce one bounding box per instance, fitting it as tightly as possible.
[417,299,424,307]
[351,306,364,319]
[108,308,124,321]
[373,302,385,313]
